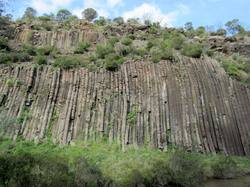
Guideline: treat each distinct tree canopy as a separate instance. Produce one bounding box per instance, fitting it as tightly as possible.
[225,19,245,35]
[82,8,98,22]
[56,9,72,22]
[22,7,37,21]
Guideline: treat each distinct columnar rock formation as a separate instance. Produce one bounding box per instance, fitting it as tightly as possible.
[0,55,249,156]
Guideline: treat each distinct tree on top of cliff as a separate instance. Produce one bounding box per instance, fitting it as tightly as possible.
[225,19,246,35]
[184,22,193,31]
[56,9,72,22]
[22,7,37,22]
[82,8,98,22]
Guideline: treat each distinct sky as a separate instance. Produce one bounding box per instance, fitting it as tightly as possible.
[3,0,250,30]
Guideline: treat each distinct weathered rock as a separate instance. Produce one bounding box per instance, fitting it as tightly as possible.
[0,56,249,156]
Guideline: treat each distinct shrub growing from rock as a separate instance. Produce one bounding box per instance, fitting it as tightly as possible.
[74,42,92,54]
[105,54,124,71]
[22,44,37,56]
[180,43,203,58]
[121,38,133,46]
[34,55,48,65]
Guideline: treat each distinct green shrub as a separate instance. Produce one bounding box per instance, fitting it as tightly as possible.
[17,80,23,87]
[216,28,227,36]
[0,54,10,64]
[36,46,55,56]
[74,42,92,54]
[128,34,136,40]
[232,54,244,64]
[245,73,250,84]
[0,152,74,186]
[53,56,82,69]
[22,44,37,56]
[105,54,124,71]
[34,25,41,30]
[220,60,247,81]
[226,65,245,80]
[151,55,161,63]
[7,78,14,87]
[162,31,186,49]
[88,54,97,61]
[169,149,205,186]
[115,43,135,56]
[74,157,107,186]
[0,53,29,64]
[180,43,203,58]
[95,44,113,59]
[34,55,48,65]
[129,54,139,61]
[0,37,10,51]
[206,50,214,57]
[107,37,119,47]
[137,48,147,56]
[104,24,111,31]
[121,38,133,46]
[161,49,174,61]
[171,35,186,50]
[211,156,239,179]
[146,38,159,50]
[42,22,52,31]
[149,46,161,56]
[149,27,157,34]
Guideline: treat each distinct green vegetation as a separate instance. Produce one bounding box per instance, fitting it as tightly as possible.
[0,53,29,64]
[52,56,82,69]
[36,46,54,56]
[151,55,161,63]
[6,78,14,87]
[180,43,203,58]
[42,22,52,31]
[106,37,119,47]
[82,8,98,22]
[34,55,48,65]
[0,37,10,51]
[74,41,92,54]
[56,9,72,22]
[161,49,174,61]
[95,44,113,59]
[0,139,249,186]
[0,6,249,84]
[220,58,249,83]
[211,155,239,179]
[21,7,37,22]
[22,44,37,56]
[121,38,133,46]
[105,54,124,70]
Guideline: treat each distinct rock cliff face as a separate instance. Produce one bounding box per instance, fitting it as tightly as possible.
[0,55,249,156]
[15,29,103,52]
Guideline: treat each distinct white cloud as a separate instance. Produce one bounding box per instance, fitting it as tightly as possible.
[123,3,178,27]
[72,9,82,18]
[179,4,189,15]
[31,0,73,14]
[107,0,123,8]
[84,0,100,9]
[98,9,110,17]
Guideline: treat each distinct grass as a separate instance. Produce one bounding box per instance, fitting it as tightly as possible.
[0,138,249,186]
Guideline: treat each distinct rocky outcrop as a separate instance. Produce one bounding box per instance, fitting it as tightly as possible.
[198,36,250,58]
[14,29,103,51]
[0,55,249,156]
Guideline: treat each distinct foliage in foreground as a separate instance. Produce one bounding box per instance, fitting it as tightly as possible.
[0,138,248,186]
